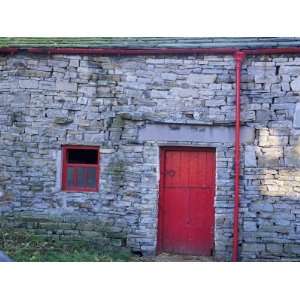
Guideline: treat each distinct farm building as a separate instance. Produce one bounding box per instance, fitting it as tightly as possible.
[2,37,300,261]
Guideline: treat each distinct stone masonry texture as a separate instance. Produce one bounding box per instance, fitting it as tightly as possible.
[1,52,300,260]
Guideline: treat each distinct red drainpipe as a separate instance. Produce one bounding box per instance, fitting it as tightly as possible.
[3,45,300,261]
[231,47,300,261]
[232,51,245,262]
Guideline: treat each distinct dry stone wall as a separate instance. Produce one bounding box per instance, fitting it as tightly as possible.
[1,53,300,260]
[240,56,300,260]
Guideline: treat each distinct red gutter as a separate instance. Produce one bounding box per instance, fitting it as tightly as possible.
[0,48,18,54]
[2,46,300,56]
[232,51,245,262]
[26,47,237,56]
[244,47,300,55]
[1,46,300,59]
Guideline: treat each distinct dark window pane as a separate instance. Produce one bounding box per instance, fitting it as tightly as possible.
[67,149,98,164]
[77,168,86,187]
[87,168,96,188]
[67,167,74,187]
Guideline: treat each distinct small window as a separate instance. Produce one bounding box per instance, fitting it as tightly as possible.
[62,145,99,192]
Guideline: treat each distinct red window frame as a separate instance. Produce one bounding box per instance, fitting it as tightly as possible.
[61,145,100,192]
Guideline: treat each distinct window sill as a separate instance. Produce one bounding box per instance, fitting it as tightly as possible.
[61,189,99,193]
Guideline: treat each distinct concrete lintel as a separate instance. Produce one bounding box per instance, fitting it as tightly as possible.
[138,124,255,144]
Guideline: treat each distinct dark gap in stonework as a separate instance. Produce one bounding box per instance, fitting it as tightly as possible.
[131,250,143,257]
[67,149,98,164]
[275,66,280,75]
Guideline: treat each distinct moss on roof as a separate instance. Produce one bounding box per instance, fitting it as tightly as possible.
[1,37,300,49]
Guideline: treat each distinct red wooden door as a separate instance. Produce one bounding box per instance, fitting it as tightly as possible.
[158,147,216,256]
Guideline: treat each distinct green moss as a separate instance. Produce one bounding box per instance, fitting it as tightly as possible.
[0,37,115,48]
[108,159,125,182]
[110,160,125,173]
[111,115,125,129]
[0,227,133,262]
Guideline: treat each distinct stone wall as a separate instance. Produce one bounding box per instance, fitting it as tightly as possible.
[1,53,300,260]
[240,56,300,260]
[0,213,126,248]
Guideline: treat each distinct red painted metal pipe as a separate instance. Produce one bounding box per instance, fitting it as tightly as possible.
[0,48,18,54]
[232,51,245,262]
[244,47,300,55]
[2,46,300,56]
[26,47,237,56]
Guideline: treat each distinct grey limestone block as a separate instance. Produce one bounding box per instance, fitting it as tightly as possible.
[244,146,257,167]
[293,103,300,128]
